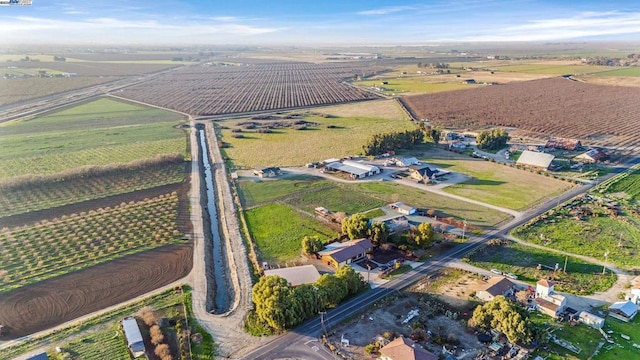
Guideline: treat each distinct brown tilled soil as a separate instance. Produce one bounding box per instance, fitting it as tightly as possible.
[403,77,640,150]
[0,243,192,339]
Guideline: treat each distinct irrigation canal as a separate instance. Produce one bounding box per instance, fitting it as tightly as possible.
[198,127,230,313]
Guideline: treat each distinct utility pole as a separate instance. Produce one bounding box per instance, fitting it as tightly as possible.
[320,311,327,336]
[462,219,467,240]
[603,251,609,275]
[563,256,568,273]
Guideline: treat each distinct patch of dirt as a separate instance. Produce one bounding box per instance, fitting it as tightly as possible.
[0,244,192,339]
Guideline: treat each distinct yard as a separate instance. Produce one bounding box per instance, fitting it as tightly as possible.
[415,148,573,210]
[219,113,414,168]
[354,77,472,94]
[464,239,617,295]
[244,203,337,264]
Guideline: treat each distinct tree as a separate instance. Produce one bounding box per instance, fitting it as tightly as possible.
[476,129,510,151]
[252,275,295,331]
[413,222,434,248]
[430,129,441,144]
[368,222,389,245]
[301,236,323,255]
[292,284,326,320]
[336,265,368,295]
[150,325,165,345]
[137,306,159,327]
[341,213,369,240]
[316,273,347,307]
[471,296,531,344]
[154,344,173,360]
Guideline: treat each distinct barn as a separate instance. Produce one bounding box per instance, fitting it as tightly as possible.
[516,150,555,170]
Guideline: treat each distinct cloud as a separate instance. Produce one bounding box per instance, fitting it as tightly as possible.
[357,5,417,16]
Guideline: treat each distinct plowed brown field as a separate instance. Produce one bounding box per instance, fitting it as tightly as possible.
[0,244,192,339]
[403,77,640,150]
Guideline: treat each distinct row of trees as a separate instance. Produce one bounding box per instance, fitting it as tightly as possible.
[251,266,368,332]
[340,213,435,249]
[417,122,441,145]
[362,129,424,156]
[476,129,510,150]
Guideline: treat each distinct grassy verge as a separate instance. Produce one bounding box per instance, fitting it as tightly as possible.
[245,203,337,264]
[464,240,616,295]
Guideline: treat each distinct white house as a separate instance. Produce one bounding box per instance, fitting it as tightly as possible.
[535,279,566,318]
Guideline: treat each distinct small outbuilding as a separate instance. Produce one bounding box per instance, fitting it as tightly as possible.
[122,317,146,358]
[575,148,608,163]
[390,202,417,216]
[579,311,605,329]
[395,157,419,167]
[264,265,321,287]
[609,300,638,322]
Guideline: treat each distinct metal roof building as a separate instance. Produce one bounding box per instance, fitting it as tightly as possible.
[516,150,555,170]
[264,265,321,287]
[122,317,146,358]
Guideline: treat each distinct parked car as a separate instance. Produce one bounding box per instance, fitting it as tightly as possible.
[506,273,518,280]
[490,269,503,275]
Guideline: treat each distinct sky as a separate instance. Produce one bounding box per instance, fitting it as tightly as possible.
[1,0,640,45]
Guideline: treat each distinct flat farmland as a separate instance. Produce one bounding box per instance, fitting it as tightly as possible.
[590,67,640,77]
[403,77,640,150]
[118,62,384,115]
[313,99,406,120]
[0,192,185,293]
[355,78,471,94]
[492,63,610,74]
[220,114,414,168]
[0,77,118,106]
[418,148,573,210]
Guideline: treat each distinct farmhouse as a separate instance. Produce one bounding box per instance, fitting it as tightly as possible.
[264,265,321,287]
[608,300,638,322]
[122,317,146,358]
[545,137,582,151]
[407,165,447,182]
[379,336,438,360]
[319,238,373,268]
[325,160,380,179]
[575,148,608,163]
[579,311,605,329]
[390,202,417,215]
[516,150,555,170]
[476,277,515,302]
[534,279,566,318]
[254,167,281,178]
[395,157,419,167]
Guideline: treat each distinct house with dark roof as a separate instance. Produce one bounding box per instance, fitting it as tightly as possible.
[264,265,321,287]
[319,238,373,268]
[379,336,438,360]
[476,277,515,302]
[254,167,282,178]
[407,164,446,183]
[575,148,608,163]
[545,137,582,151]
[609,300,638,322]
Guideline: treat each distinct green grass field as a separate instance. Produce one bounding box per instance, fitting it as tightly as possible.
[512,214,640,269]
[244,203,337,264]
[603,168,640,200]
[355,78,471,94]
[0,98,181,136]
[0,138,186,179]
[594,67,640,77]
[220,114,414,168]
[238,176,333,208]
[465,240,616,295]
[284,184,386,215]
[493,64,610,74]
[0,193,184,293]
[413,148,572,210]
[0,161,185,218]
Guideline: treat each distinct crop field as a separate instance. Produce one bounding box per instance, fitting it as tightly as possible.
[403,77,640,150]
[418,148,573,210]
[220,114,414,168]
[0,59,179,76]
[119,62,385,115]
[313,99,406,120]
[465,240,616,295]
[602,168,640,200]
[355,78,471,94]
[512,211,640,269]
[0,192,185,293]
[593,67,640,77]
[244,203,337,263]
[0,77,118,106]
[0,160,184,218]
[0,138,186,179]
[492,63,610,74]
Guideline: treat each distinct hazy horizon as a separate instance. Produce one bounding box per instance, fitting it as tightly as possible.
[1,0,640,46]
